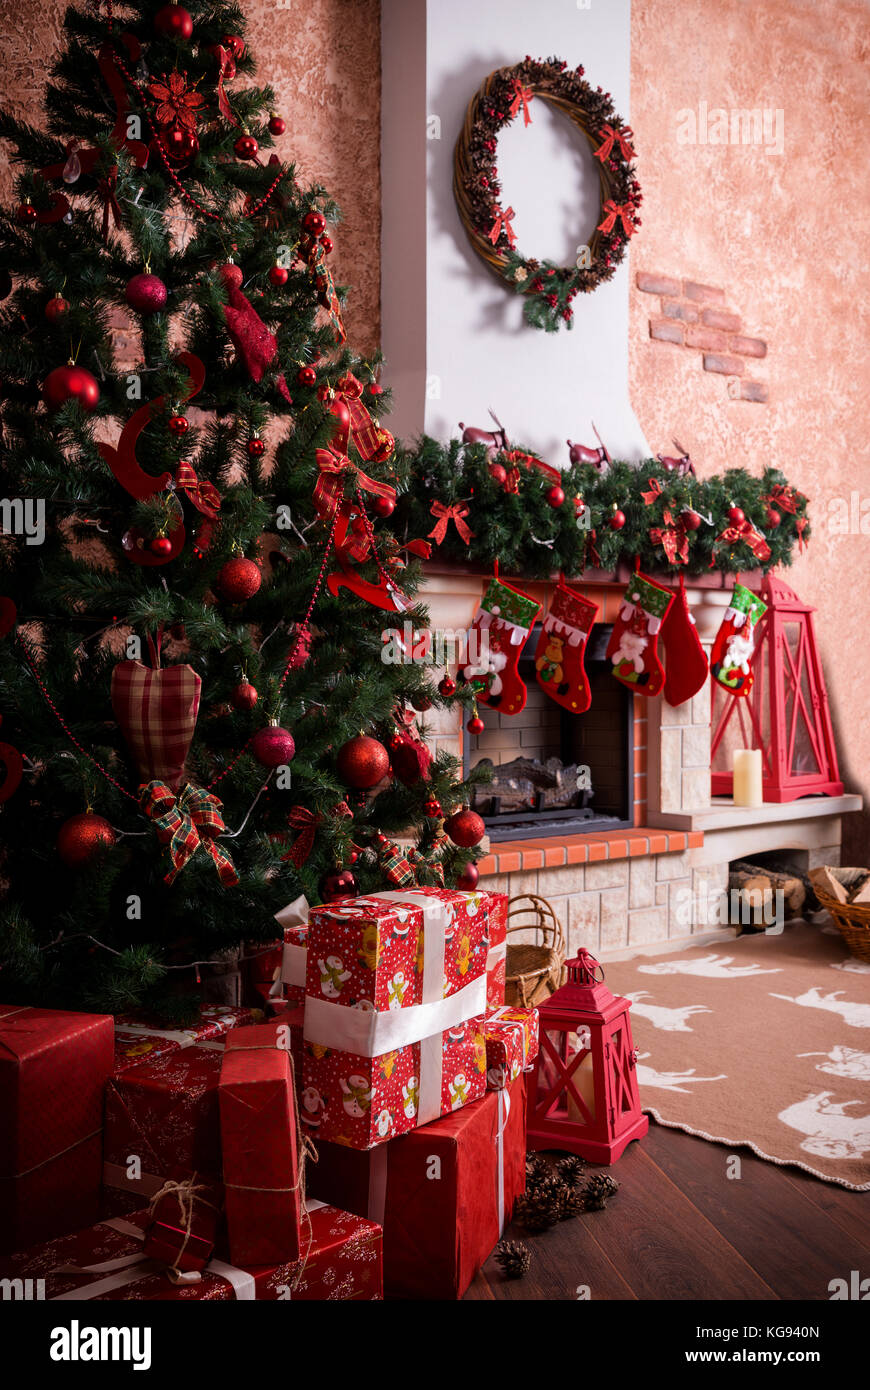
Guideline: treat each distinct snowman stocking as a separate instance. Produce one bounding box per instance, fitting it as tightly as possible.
[710,583,767,697]
[534,580,599,713]
[662,575,709,707]
[461,573,541,715]
[606,572,674,696]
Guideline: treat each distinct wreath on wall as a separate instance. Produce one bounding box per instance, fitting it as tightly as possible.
[453,56,643,332]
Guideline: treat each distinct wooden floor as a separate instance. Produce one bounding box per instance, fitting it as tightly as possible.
[465,1120,870,1300]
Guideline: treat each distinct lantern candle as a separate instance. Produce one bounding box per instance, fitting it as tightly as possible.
[733,748,763,807]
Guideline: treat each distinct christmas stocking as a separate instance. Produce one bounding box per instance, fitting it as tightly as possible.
[460,573,541,715]
[710,583,767,697]
[534,581,599,713]
[662,575,709,707]
[606,573,673,696]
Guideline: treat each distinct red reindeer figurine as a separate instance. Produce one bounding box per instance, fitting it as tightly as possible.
[459,409,510,456]
[656,438,695,476]
[566,422,611,472]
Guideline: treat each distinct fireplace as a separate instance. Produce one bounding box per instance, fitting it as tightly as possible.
[463,623,634,840]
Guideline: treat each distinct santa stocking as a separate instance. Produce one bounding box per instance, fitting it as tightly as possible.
[534,581,599,713]
[662,575,709,707]
[461,573,541,715]
[710,583,767,697]
[606,573,673,696]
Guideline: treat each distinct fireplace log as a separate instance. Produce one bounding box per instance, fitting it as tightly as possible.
[728,864,806,920]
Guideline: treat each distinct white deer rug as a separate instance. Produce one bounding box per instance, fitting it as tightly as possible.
[604,920,870,1189]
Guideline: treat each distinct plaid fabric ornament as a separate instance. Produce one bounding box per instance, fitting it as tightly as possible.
[376,835,418,889]
[111,660,201,791]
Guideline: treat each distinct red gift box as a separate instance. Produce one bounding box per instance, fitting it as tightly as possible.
[485,1005,539,1089]
[485,893,508,1008]
[0,1200,382,1300]
[0,1004,114,1254]
[302,887,492,1149]
[142,1178,223,1274]
[310,1073,526,1299]
[219,1022,302,1266]
[113,1003,259,1075]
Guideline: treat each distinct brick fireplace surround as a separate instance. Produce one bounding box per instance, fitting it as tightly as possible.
[419,567,861,960]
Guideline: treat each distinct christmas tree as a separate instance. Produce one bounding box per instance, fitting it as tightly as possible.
[0,0,484,1015]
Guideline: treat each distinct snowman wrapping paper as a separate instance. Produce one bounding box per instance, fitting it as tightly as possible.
[484,1005,540,1091]
[301,888,492,1149]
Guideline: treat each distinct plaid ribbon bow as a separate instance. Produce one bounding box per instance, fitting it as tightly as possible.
[284,801,352,866]
[140,780,239,887]
[594,123,636,163]
[489,206,517,249]
[713,518,771,563]
[175,462,221,519]
[328,372,393,464]
[313,444,396,521]
[307,239,346,345]
[428,500,474,545]
[597,200,637,236]
[650,509,690,565]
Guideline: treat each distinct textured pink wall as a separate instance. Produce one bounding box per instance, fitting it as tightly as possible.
[629,0,870,854]
[0,0,381,352]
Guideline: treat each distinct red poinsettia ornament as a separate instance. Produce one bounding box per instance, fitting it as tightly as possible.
[148,71,204,134]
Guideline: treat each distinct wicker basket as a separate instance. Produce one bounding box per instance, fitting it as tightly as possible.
[813,867,870,962]
[504,895,567,1008]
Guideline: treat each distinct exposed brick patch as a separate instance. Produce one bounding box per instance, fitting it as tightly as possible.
[636,271,682,296]
[731,334,767,359]
[650,319,684,345]
[683,280,726,303]
[701,307,741,332]
[740,380,769,402]
[686,326,732,353]
[703,352,745,375]
[663,300,699,323]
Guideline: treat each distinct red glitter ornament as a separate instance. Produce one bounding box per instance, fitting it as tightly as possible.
[220,263,244,291]
[251,723,295,768]
[424,797,442,818]
[43,363,99,412]
[231,680,259,711]
[246,435,265,459]
[57,811,115,867]
[125,272,168,315]
[489,462,507,485]
[444,807,485,848]
[216,556,262,602]
[336,734,390,790]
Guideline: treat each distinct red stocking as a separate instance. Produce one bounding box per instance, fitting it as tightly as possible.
[460,572,541,715]
[534,580,599,713]
[662,575,709,707]
[710,583,767,698]
[606,572,673,697]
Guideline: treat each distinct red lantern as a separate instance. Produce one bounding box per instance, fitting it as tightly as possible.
[526,950,648,1164]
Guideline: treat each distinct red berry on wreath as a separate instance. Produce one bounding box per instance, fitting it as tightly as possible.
[234,133,259,161]
[247,435,265,458]
[766,507,781,528]
[368,381,383,396]
[728,506,745,525]
[231,680,259,712]
[43,363,100,412]
[44,294,69,322]
[682,508,702,531]
[251,722,295,768]
[456,861,480,891]
[371,494,395,519]
[438,675,456,698]
[149,535,173,556]
[217,556,262,602]
[303,210,326,236]
[320,235,333,255]
[57,811,115,868]
[546,484,566,508]
[125,272,167,315]
[466,715,485,735]
[610,508,626,531]
[424,798,443,818]
[489,462,507,485]
[154,3,193,39]
[444,807,485,848]
[168,414,188,436]
[320,867,359,902]
[164,126,198,162]
[296,365,317,388]
[336,734,390,790]
[220,262,244,291]
[268,113,286,136]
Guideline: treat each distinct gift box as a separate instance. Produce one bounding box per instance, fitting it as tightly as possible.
[302,888,492,1149]
[310,1073,526,1299]
[485,1005,539,1090]
[113,1003,259,1075]
[0,1200,382,1300]
[142,1177,223,1274]
[275,895,312,1009]
[0,1004,114,1254]
[219,1022,302,1266]
[485,893,508,1009]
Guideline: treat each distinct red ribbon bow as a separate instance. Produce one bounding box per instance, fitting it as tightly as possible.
[175,463,221,519]
[650,509,690,565]
[594,123,636,163]
[285,804,351,866]
[428,501,474,545]
[328,373,393,464]
[509,80,534,125]
[641,477,663,505]
[489,206,517,249]
[139,781,239,887]
[597,200,636,236]
[714,518,771,563]
[764,483,805,516]
[313,445,396,521]
[97,166,122,243]
[213,45,240,126]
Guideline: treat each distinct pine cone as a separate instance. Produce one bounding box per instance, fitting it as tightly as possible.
[556,1183,586,1220]
[582,1173,619,1210]
[556,1154,587,1187]
[528,1170,561,1198]
[514,1192,560,1232]
[494,1238,532,1279]
[525,1151,548,1186]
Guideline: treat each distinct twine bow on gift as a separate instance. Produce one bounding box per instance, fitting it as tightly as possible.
[594,123,636,162]
[428,500,474,546]
[97,165,122,242]
[489,206,517,249]
[509,79,534,125]
[313,444,396,521]
[147,1175,220,1280]
[140,780,239,887]
[597,200,636,236]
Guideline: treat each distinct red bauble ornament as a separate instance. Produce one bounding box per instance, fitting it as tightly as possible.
[438,675,456,697]
[220,262,244,291]
[546,484,566,508]
[682,508,702,531]
[217,556,262,602]
[411,692,432,712]
[150,535,173,556]
[444,807,486,848]
[336,734,390,790]
[320,868,359,902]
[489,462,507,485]
[16,202,38,224]
[456,861,480,891]
[246,435,265,458]
[168,414,189,436]
[234,133,259,161]
[268,113,286,136]
[766,507,781,528]
[466,715,485,735]
[371,494,395,518]
[320,235,333,255]
[154,4,194,39]
[424,797,442,818]
[125,272,168,315]
[268,264,289,287]
[43,363,100,412]
[728,506,745,525]
[251,723,295,768]
[222,34,245,59]
[231,681,259,711]
[57,811,115,868]
[296,365,317,388]
[303,210,326,236]
[610,509,626,531]
[164,126,199,162]
[45,295,69,322]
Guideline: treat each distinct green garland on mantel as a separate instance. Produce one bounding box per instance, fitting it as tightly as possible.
[395,437,810,581]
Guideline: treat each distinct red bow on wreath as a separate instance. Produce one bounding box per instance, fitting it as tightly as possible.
[489,206,517,249]
[764,483,806,515]
[140,780,239,887]
[597,200,636,236]
[594,123,636,163]
[650,509,690,565]
[313,445,396,522]
[641,477,664,505]
[509,79,534,125]
[713,518,771,563]
[501,448,562,485]
[428,501,474,546]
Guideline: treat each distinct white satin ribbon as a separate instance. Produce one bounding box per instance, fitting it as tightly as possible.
[115,1024,203,1047]
[496,1089,511,1236]
[276,894,310,986]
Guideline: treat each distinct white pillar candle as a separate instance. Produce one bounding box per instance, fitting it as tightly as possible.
[733,748,763,807]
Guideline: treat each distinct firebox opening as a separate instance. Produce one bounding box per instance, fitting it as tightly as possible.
[464,623,634,841]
